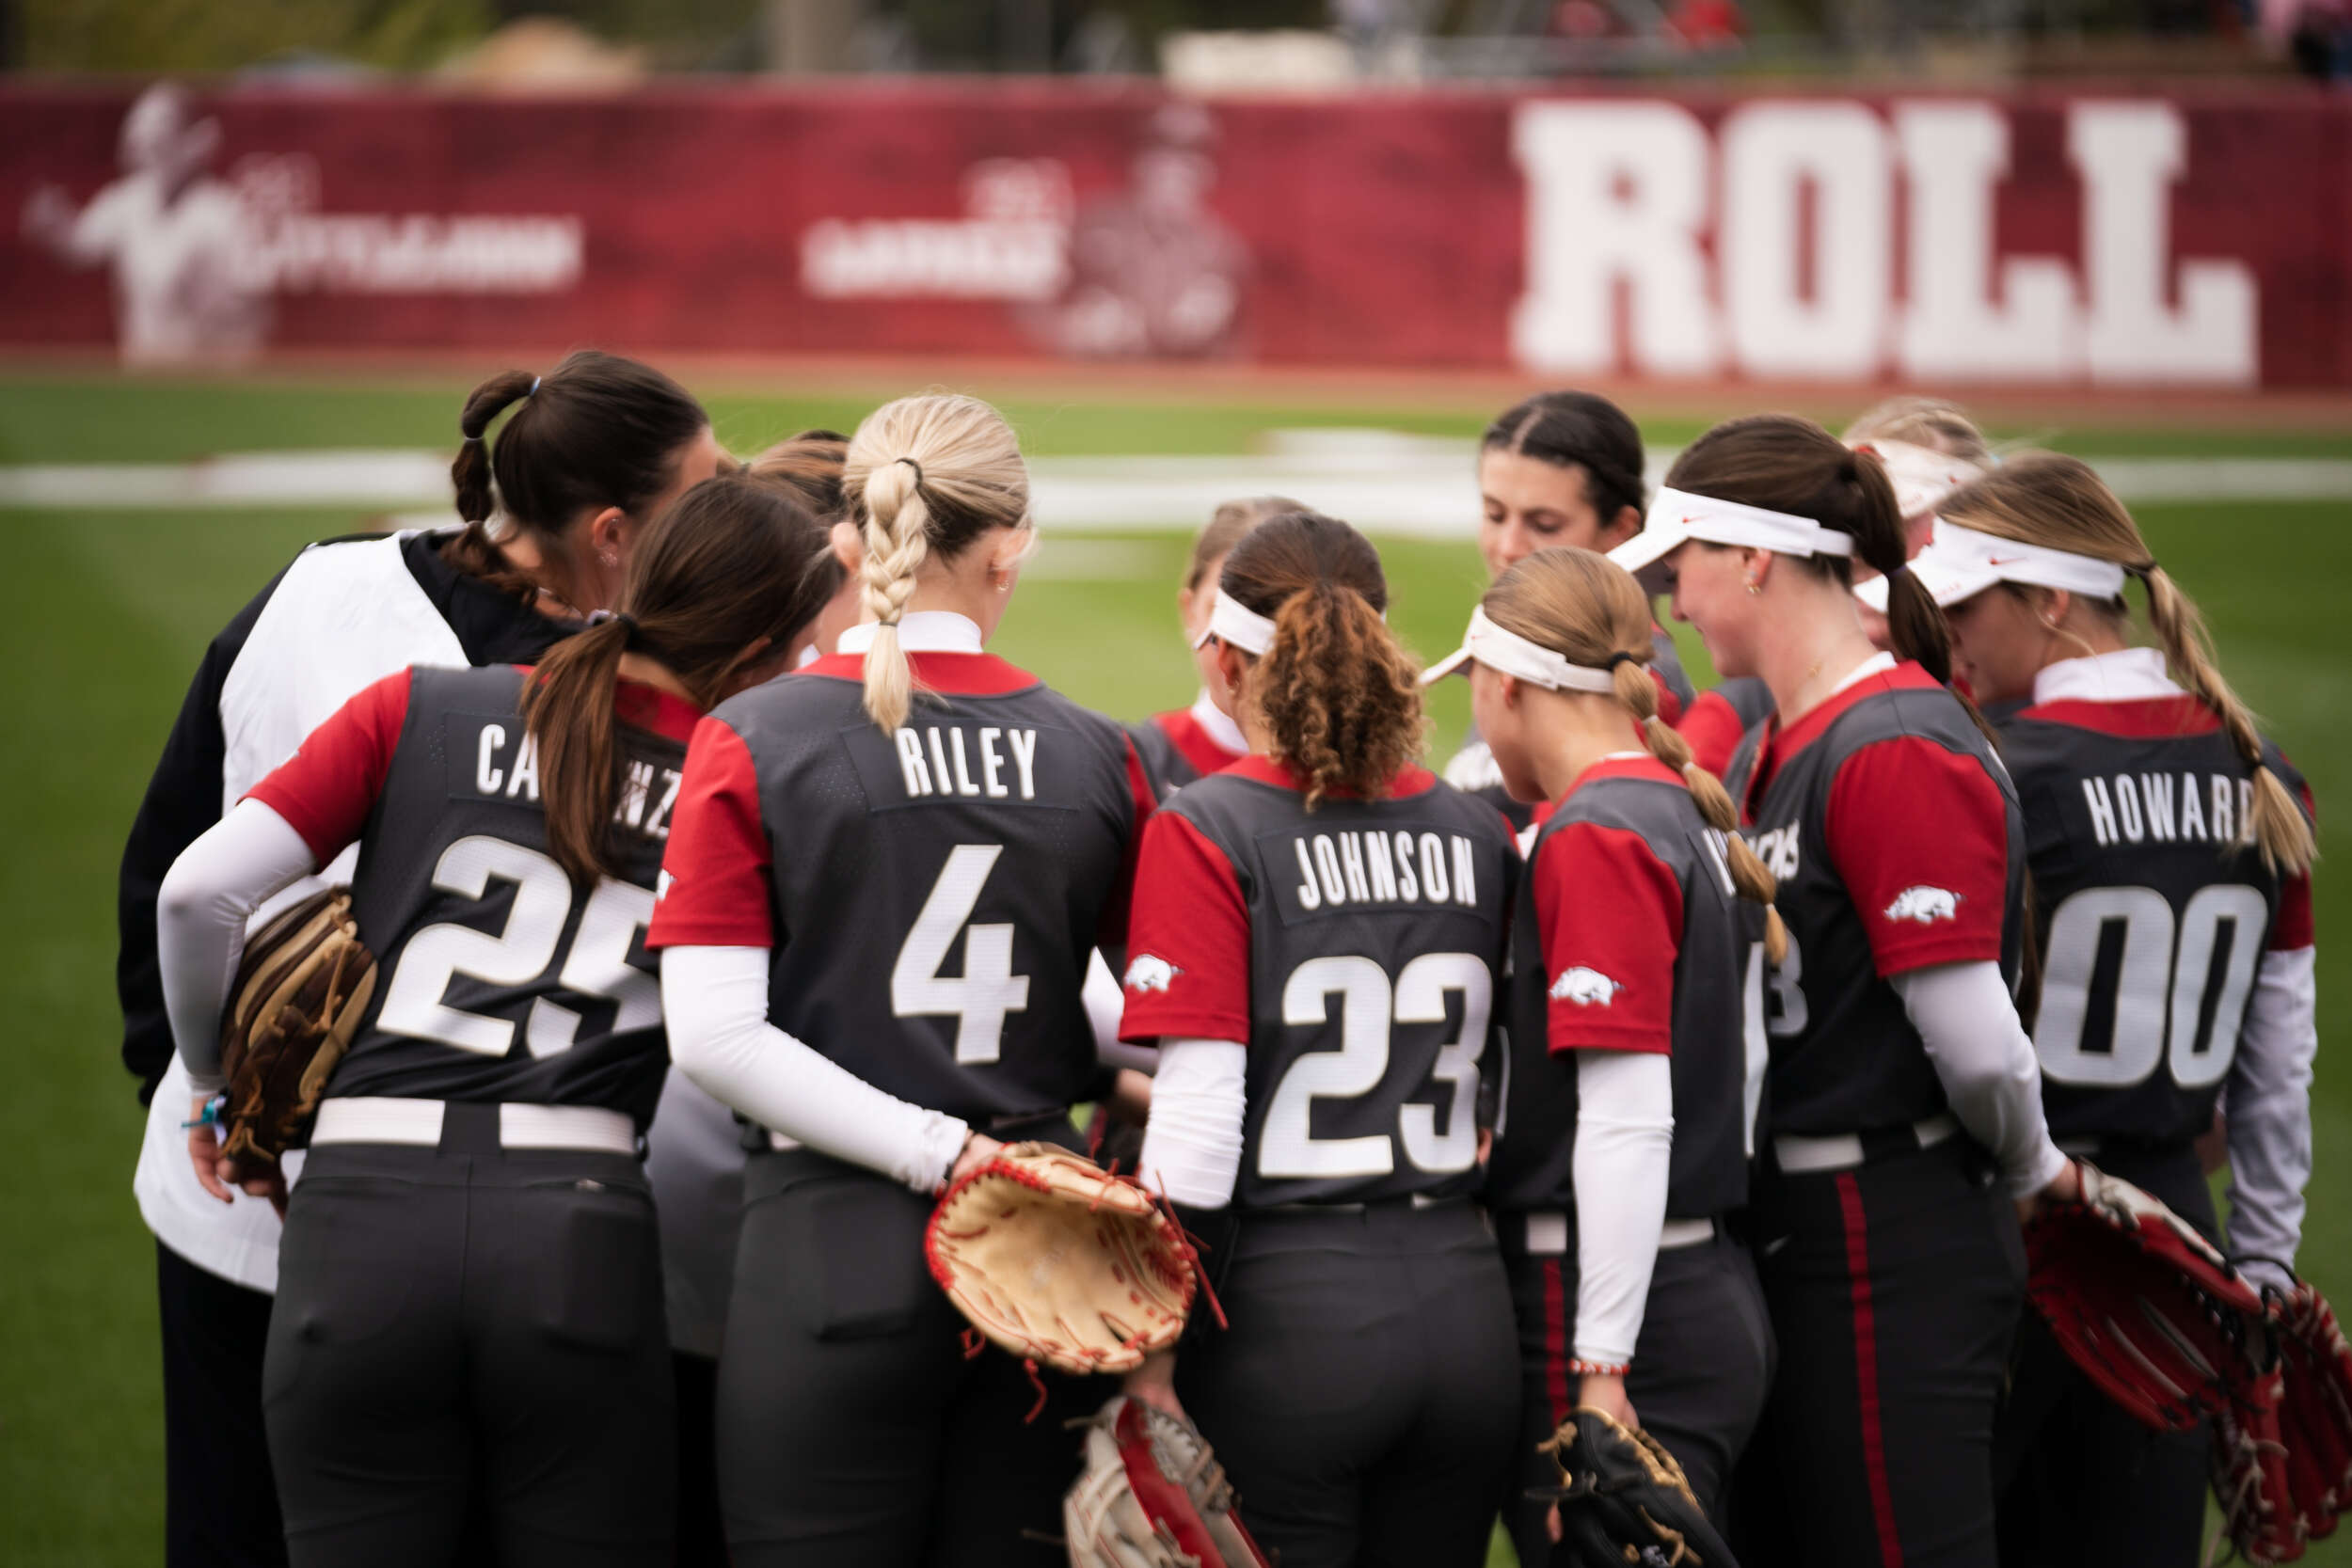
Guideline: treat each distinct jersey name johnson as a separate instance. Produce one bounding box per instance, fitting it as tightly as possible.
[1267,825,1487,922]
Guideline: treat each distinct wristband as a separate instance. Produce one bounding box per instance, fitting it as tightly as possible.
[181,1093,228,1131]
[1569,1358,1631,1379]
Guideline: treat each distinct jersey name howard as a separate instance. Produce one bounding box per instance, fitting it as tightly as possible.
[2080,769,2253,848]
[840,717,1078,813]
[449,714,681,840]
[1267,826,1485,921]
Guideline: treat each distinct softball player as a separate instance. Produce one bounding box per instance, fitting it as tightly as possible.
[1431,547,1780,1560]
[154,476,837,1566]
[649,426,865,1567]
[1616,415,2077,1568]
[119,350,717,1567]
[1446,391,1693,825]
[649,393,1157,1568]
[1126,495,1301,800]
[1664,397,1990,775]
[1117,510,1519,1568]
[1864,455,2317,1567]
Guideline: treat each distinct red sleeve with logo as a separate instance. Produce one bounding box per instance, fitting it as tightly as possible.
[1095,736,1160,949]
[1676,688,1749,781]
[246,668,412,863]
[1824,736,2010,975]
[645,716,774,950]
[1118,811,1250,1044]
[1535,821,1681,1054]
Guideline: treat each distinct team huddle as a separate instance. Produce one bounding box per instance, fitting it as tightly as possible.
[118,356,2322,1568]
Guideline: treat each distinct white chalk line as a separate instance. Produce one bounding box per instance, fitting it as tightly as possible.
[5,431,2349,536]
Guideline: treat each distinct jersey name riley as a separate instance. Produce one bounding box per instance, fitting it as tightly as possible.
[1288,828,1483,912]
[2080,769,2253,849]
[889,723,1041,801]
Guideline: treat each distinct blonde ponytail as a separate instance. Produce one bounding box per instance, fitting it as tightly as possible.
[856,459,931,732]
[1610,647,1790,965]
[2142,566,2314,877]
[840,394,1032,735]
[1939,454,2315,879]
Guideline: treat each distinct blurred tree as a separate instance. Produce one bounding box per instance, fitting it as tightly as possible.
[24,0,494,71]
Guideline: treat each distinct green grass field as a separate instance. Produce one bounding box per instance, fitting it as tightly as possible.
[2,369,2345,1565]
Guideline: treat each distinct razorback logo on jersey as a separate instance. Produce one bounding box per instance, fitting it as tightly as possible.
[1549,966,1624,1006]
[1122,955,1184,994]
[656,869,675,903]
[1883,885,1963,925]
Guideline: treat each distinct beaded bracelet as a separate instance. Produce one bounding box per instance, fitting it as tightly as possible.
[1568,1358,1631,1378]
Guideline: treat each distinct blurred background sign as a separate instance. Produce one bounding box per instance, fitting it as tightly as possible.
[3,0,2347,386]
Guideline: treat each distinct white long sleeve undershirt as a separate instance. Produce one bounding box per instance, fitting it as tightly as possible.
[1892,960,2069,1198]
[1571,1050,1675,1367]
[157,799,321,1095]
[1135,1038,1248,1209]
[661,944,971,1195]
[2224,945,2318,1294]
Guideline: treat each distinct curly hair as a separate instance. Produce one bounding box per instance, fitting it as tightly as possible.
[1219,511,1425,810]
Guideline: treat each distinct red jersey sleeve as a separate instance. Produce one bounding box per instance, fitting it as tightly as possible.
[1676,688,1749,781]
[1095,735,1160,949]
[645,716,774,950]
[1117,812,1250,1044]
[246,668,412,863]
[1824,736,2010,975]
[2272,776,2315,951]
[1534,821,1681,1054]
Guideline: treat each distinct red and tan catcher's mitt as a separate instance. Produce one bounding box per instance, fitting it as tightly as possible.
[2022,1160,2268,1432]
[2215,1279,2352,1565]
[1063,1395,1273,1568]
[218,888,376,1170]
[926,1143,1198,1380]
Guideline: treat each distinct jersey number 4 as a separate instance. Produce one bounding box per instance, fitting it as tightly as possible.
[1261,953,1490,1180]
[2035,882,2267,1089]
[375,836,658,1057]
[894,844,1031,1065]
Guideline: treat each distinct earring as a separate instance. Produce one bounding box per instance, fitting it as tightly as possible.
[1746,579,1762,596]
[600,551,618,568]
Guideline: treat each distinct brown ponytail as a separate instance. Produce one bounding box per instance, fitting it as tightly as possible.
[522,473,843,886]
[1940,454,2315,878]
[1484,547,1788,963]
[443,350,709,611]
[1220,512,1426,810]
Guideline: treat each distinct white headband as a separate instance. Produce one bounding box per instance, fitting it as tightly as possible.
[1422,605,1624,692]
[1193,589,1279,656]
[1611,486,1853,581]
[1852,518,2131,612]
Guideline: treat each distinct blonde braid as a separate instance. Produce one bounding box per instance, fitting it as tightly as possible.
[857,459,931,731]
[1613,654,1790,965]
[2143,565,2315,877]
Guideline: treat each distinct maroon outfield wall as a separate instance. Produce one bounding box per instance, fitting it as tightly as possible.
[2,80,2347,388]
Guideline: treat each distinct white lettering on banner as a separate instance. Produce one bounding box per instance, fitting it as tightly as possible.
[1894,103,2077,381]
[235,155,581,295]
[801,158,1073,301]
[1511,98,2257,386]
[1511,101,1716,377]
[1721,102,1890,379]
[2070,103,2256,386]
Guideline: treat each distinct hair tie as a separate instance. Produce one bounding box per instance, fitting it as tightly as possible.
[1883,561,1911,580]
[460,432,484,446]
[1605,651,1641,670]
[895,456,924,486]
[526,375,541,397]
